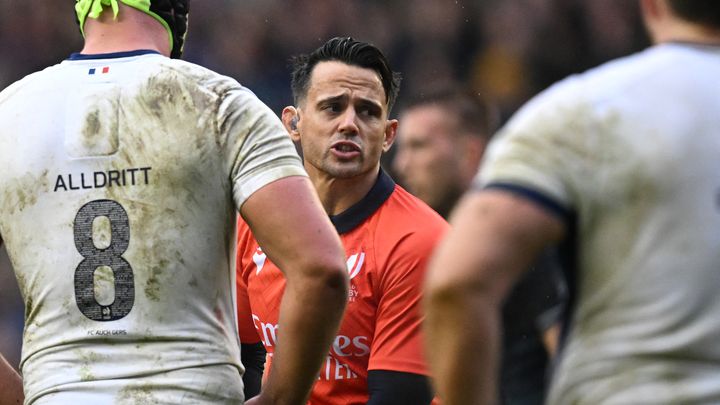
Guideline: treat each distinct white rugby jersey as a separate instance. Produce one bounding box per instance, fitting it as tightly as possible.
[477,43,720,404]
[0,50,305,404]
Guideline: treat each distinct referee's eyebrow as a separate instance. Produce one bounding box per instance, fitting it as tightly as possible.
[316,93,383,111]
[316,94,348,105]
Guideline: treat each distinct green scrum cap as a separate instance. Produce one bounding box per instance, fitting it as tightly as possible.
[75,0,189,58]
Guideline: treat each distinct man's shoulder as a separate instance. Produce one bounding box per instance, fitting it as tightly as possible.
[517,46,667,114]
[381,185,447,229]
[370,186,448,253]
[154,58,249,97]
[0,63,65,107]
[496,46,672,148]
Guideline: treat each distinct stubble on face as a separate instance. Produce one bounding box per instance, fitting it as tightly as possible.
[299,61,389,180]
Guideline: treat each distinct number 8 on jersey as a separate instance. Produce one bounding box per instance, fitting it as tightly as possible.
[73,199,135,321]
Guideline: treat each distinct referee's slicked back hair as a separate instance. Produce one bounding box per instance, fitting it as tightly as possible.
[290,37,402,112]
[668,0,720,27]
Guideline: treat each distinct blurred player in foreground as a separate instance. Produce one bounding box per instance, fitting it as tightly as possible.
[236,37,447,404]
[425,0,720,403]
[0,1,348,404]
[394,87,565,404]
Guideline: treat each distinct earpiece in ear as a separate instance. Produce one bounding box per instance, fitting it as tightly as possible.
[290,116,299,131]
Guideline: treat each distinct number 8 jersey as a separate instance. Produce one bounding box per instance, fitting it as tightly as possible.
[0,50,306,404]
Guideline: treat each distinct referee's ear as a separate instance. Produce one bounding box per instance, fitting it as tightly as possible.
[281,106,301,142]
[382,118,398,152]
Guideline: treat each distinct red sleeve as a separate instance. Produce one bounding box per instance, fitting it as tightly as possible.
[236,217,261,344]
[367,221,447,375]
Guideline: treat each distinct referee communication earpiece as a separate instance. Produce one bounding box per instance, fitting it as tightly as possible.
[290,116,299,131]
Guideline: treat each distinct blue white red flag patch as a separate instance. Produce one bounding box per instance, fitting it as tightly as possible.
[88,67,110,75]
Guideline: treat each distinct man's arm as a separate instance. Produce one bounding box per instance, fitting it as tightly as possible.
[240,176,348,405]
[0,353,23,405]
[424,190,564,405]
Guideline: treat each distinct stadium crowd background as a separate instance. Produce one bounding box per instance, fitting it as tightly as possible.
[0,0,647,370]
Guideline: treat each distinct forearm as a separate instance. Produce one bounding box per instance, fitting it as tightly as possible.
[424,191,565,404]
[0,354,23,405]
[240,176,348,404]
[261,272,347,404]
[426,284,501,405]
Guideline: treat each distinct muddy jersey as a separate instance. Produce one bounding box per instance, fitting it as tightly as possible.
[237,170,447,405]
[477,43,720,404]
[0,50,305,404]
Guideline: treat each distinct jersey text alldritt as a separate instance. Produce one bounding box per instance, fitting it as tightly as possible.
[53,167,152,192]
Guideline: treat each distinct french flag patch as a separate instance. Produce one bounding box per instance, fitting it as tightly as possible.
[88,66,110,75]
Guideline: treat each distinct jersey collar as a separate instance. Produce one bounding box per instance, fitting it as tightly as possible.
[329,169,395,234]
[67,49,162,60]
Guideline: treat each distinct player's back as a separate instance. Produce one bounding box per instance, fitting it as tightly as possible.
[0,51,273,404]
[535,44,720,404]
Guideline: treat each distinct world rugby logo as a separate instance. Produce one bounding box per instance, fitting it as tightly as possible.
[253,247,267,275]
[346,252,365,280]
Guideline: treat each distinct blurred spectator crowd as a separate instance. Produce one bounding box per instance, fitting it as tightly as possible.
[0,0,648,369]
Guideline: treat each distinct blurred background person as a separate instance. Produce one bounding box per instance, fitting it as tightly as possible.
[394,86,565,404]
[393,87,497,219]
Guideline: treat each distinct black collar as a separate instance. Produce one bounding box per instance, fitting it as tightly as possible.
[329,169,395,234]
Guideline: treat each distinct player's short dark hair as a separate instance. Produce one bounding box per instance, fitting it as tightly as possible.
[402,86,499,140]
[668,0,720,27]
[290,37,402,112]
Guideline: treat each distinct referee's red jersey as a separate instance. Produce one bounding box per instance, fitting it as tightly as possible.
[237,170,447,404]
